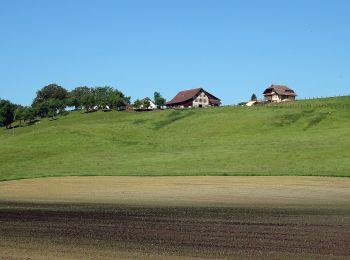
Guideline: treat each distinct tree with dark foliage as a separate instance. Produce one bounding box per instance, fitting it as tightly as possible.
[33,84,68,105]
[94,86,114,108]
[23,107,37,124]
[14,106,25,126]
[110,89,130,110]
[154,92,166,108]
[69,86,91,110]
[80,92,95,112]
[143,99,151,109]
[0,99,16,128]
[32,84,68,117]
[133,99,142,108]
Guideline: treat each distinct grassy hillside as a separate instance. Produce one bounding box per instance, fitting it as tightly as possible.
[1,96,350,181]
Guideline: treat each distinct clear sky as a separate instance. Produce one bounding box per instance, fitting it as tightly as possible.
[0,0,349,105]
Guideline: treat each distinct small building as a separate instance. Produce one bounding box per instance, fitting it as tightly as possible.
[263,85,297,103]
[140,97,157,109]
[166,88,221,108]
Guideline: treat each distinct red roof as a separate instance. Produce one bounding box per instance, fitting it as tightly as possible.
[166,88,220,105]
[263,85,297,96]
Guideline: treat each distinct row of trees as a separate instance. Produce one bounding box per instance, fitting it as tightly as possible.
[0,100,37,129]
[1,83,166,129]
[32,84,132,116]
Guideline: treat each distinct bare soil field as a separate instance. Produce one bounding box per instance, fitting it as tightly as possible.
[1,176,349,207]
[0,176,350,259]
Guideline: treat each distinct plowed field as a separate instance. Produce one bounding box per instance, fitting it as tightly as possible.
[1,176,349,259]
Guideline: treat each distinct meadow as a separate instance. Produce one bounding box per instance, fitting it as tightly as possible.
[1,96,350,181]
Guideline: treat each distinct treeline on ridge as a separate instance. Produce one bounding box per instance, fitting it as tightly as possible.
[0,83,166,129]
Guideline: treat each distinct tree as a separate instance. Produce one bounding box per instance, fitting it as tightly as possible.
[14,106,25,126]
[56,99,66,114]
[36,99,64,119]
[37,101,50,118]
[143,99,151,109]
[0,99,16,129]
[80,93,95,112]
[109,92,123,110]
[33,84,68,105]
[69,86,91,110]
[23,107,37,124]
[33,84,68,117]
[251,93,257,101]
[133,99,142,108]
[65,97,78,109]
[47,99,58,119]
[154,91,166,108]
[94,86,114,109]
[109,89,130,110]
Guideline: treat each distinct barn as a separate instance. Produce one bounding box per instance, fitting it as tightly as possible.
[166,88,221,108]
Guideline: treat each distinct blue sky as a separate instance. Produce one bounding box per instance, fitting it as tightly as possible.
[0,0,349,105]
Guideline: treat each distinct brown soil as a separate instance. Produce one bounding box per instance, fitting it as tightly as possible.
[0,176,349,259]
[0,176,349,208]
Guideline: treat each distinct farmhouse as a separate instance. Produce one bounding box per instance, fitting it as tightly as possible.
[166,88,221,108]
[263,85,297,103]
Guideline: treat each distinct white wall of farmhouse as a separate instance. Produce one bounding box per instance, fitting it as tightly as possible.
[265,93,296,103]
[192,91,210,107]
[265,94,282,102]
[272,94,281,102]
[147,100,158,109]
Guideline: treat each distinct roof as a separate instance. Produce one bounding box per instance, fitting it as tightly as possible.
[263,85,297,96]
[166,88,221,105]
[209,98,221,105]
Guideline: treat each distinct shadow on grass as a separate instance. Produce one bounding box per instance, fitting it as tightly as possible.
[82,110,98,114]
[27,119,40,125]
[276,109,331,130]
[276,110,314,127]
[304,112,330,131]
[153,110,194,130]
[4,119,41,130]
[7,125,22,129]
[133,119,149,125]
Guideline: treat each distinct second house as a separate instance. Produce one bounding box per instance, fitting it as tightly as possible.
[166,88,221,108]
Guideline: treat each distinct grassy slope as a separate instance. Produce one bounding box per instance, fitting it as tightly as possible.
[1,96,350,181]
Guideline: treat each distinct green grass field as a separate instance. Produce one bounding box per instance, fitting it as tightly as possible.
[1,96,350,181]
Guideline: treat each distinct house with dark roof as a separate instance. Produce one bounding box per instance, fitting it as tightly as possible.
[166,88,221,108]
[263,85,297,103]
